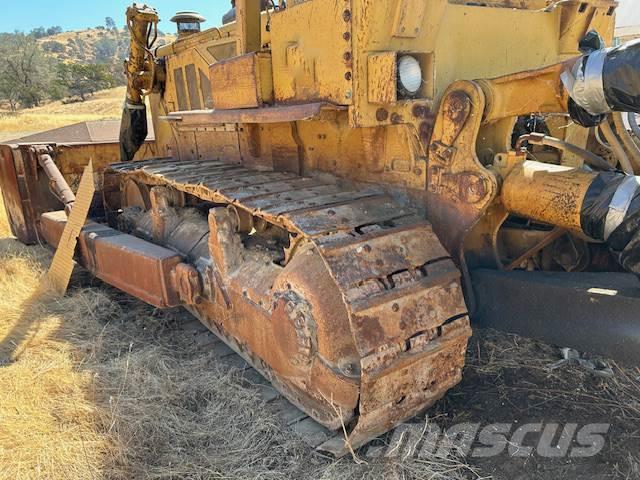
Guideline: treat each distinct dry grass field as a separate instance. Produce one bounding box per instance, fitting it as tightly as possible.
[0,87,125,142]
[38,29,175,64]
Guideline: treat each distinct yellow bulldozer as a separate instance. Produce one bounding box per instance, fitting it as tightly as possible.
[2,0,640,456]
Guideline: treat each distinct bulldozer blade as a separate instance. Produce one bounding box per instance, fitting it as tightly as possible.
[472,269,640,365]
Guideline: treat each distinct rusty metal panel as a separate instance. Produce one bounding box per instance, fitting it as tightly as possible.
[226,178,330,203]
[1,145,67,244]
[358,318,470,412]
[167,102,344,125]
[206,172,297,191]
[391,0,428,38]
[367,52,397,104]
[160,163,242,183]
[79,223,183,308]
[262,188,381,216]
[0,138,157,244]
[269,0,353,105]
[0,145,30,242]
[209,52,273,109]
[108,157,175,172]
[319,223,449,288]
[348,269,466,357]
[40,211,67,248]
[319,317,471,456]
[194,130,242,163]
[286,195,414,236]
[50,141,157,176]
[143,159,223,175]
[242,183,343,210]
[198,166,260,187]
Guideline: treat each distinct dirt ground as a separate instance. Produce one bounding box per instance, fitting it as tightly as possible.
[0,191,639,479]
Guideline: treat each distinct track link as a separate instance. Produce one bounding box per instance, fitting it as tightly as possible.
[177,314,338,448]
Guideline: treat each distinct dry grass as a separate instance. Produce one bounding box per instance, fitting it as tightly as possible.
[466,329,640,421]
[443,328,640,478]
[22,88,125,117]
[0,202,114,478]
[0,87,125,142]
[38,29,175,64]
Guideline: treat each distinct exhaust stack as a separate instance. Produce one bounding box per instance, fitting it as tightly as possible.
[171,11,206,39]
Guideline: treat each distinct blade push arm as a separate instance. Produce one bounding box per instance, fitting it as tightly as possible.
[478,39,640,126]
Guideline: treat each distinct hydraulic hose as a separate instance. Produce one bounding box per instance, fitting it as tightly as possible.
[612,112,640,173]
[515,133,613,171]
[120,5,158,162]
[599,119,635,174]
[581,172,640,275]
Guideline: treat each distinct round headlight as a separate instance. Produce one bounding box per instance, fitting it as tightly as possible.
[397,55,422,97]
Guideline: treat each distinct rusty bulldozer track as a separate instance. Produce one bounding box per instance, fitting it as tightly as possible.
[106,158,472,455]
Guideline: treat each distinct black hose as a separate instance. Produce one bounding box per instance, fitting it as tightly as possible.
[516,133,614,172]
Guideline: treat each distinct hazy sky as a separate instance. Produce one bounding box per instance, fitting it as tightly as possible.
[616,0,640,27]
[0,0,637,33]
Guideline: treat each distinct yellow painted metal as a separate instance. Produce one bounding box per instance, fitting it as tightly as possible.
[46,142,156,176]
[210,52,273,109]
[477,62,572,125]
[269,0,354,105]
[146,0,617,193]
[502,161,598,232]
[350,0,561,128]
[558,1,617,54]
[367,52,397,105]
[32,0,630,456]
[124,6,159,105]
[236,0,262,54]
